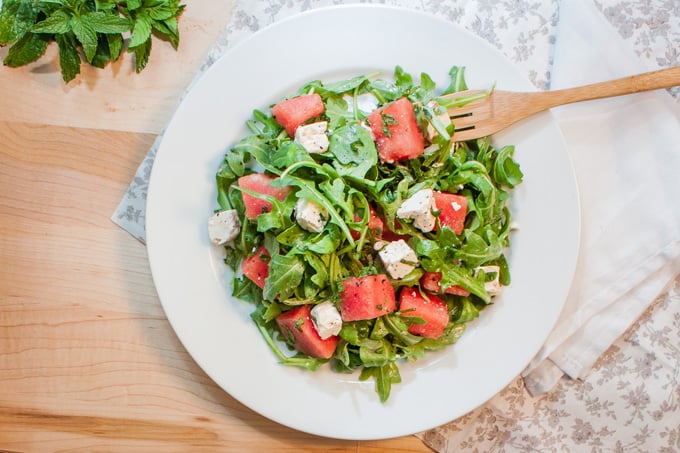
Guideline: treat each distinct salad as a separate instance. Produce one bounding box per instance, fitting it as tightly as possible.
[208,66,523,402]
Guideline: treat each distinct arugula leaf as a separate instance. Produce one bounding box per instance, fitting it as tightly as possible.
[359,362,401,403]
[263,253,304,301]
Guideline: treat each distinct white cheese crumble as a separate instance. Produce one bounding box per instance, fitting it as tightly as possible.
[294,121,329,153]
[310,300,342,339]
[378,239,419,280]
[476,265,502,296]
[208,209,241,245]
[295,198,328,233]
[396,189,437,233]
[343,92,379,115]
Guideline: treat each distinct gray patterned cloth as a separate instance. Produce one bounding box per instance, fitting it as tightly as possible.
[112,0,680,450]
[420,280,680,452]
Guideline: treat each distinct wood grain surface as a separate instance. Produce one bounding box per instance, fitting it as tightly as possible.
[0,2,432,451]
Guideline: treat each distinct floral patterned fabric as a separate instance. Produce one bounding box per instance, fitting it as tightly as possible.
[419,278,680,452]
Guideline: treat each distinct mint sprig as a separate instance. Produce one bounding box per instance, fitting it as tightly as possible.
[0,0,185,82]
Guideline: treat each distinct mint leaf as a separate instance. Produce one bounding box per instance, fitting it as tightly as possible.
[151,16,178,48]
[3,31,49,67]
[0,0,39,45]
[128,12,151,48]
[126,0,142,10]
[70,15,97,62]
[31,10,71,34]
[107,32,122,61]
[132,36,151,72]
[56,33,80,82]
[147,3,177,21]
[90,34,111,68]
[83,11,131,34]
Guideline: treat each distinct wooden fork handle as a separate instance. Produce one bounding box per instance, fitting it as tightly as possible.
[530,66,680,110]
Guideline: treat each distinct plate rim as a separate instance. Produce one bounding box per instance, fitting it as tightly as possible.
[146,4,581,440]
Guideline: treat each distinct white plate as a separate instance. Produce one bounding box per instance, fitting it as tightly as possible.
[146,5,580,440]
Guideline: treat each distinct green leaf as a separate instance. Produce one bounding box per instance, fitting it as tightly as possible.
[107,32,122,61]
[83,11,131,34]
[95,0,118,11]
[70,14,97,62]
[263,254,305,301]
[155,15,179,49]
[329,123,378,179]
[126,0,142,10]
[56,32,80,82]
[90,34,111,68]
[132,35,151,72]
[0,1,38,46]
[359,362,401,403]
[128,12,151,48]
[147,3,177,21]
[31,10,71,34]
[3,31,49,67]
[442,65,468,95]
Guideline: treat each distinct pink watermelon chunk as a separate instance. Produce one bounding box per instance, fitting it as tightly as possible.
[367,97,425,163]
[433,191,468,235]
[350,205,384,241]
[241,244,270,289]
[237,173,291,219]
[276,304,339,359]
[340,274,396,321]
[399,288,449,339]
[271,93,325,136]
[421,271,470,296]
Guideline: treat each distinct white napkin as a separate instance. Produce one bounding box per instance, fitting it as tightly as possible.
[521,0,680,394]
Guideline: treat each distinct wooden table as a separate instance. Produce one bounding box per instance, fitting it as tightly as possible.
[0,3,431,451]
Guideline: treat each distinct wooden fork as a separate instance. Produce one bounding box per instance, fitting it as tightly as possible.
[442,66,680,142]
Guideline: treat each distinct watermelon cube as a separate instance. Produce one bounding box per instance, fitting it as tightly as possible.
[340,274,396,321]
[237,173,291,219]
[399,288,449,339]
[271,93,325,136]
[433,191,468,235]
[421,271,471,296]
[241,244,269,289]
[367,97,425,163]
[276,304,339,359]
[350,205,384,241]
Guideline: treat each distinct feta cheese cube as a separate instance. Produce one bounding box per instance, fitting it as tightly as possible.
[476,265,502,296]
[378,239,419,280]
[295,198,328,233]
[343,93,379,115]
[294,121,329,153]
[396,189,437,233]
[208,209,241,245]
[425,100,452,141]
[310,300,342,339]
